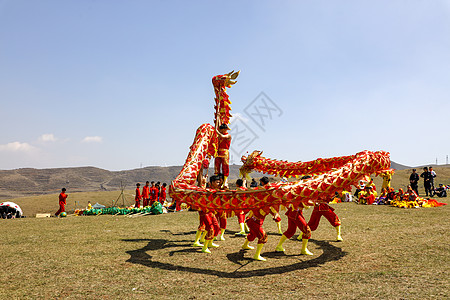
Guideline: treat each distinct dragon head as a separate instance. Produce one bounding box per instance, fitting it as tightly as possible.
[212,70,240,88]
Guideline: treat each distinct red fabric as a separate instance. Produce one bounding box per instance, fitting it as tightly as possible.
[237,212,245,224]
[135,188,142,208]
[215,212,227,229]
[59,192,67,204]
[198,211,206,231]
[142,186,150,199]
[246,217,268,244]
[150,187,158,203]
[283,208,311,239]
[55,202,66,216]
[214,156,229,177]
[204,212,220,240]
[218,135,231,155]
[159,187,166,204]
[55,192,67,216]
[308,204,341,231]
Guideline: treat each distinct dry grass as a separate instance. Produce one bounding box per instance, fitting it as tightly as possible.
[1,200,448,299]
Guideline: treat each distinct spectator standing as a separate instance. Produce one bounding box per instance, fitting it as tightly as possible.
[409,169,420,196]
[429,167,437,193]
[420,167,433,197]
[134,183,142,208]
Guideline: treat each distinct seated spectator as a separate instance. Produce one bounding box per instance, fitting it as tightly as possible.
[359,186,375,205]
[375,188,388,205]
[434,184,447,198]
[395,188,404,201]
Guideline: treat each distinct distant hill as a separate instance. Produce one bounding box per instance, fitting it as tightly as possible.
[1,162,449,201]
[0,164,244,200]
[391,161,411,170]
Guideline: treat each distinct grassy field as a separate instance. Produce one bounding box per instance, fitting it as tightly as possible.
[1,200,448,299]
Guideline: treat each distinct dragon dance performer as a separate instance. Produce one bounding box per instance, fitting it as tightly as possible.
[241,177,281,261]
[55,188,68,217]
[159,183,167,205]
[215,173,228,240]
[134,183,142,208]
[197,175,221,254]
[214,123,231,187]
[302,202,343,242]
[142,181,150,207]
[275,204,313,255]
[149,181,158,205]
[235,179,249,236]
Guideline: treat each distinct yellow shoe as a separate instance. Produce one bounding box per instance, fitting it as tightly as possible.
[193,241,203,247]
[217,229,225,241]
[276,221,283,235]
[235,223,246,236]
[193,230,203,247]
[242,238,254,250]
[201,242,211,254]
[209,240,220,248]
[301,239,313,255]
[253,243,266,261]
[336,225,343,241]
[275,234,288,252]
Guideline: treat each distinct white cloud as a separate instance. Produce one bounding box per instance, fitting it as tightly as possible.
[39,133,57,142]
[82,136,103,143]
[230,113,250,123]
[0,142,37,152]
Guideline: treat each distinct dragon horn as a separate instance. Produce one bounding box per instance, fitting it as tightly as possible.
[230,70,240,79]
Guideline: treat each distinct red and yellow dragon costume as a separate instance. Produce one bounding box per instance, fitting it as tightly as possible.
[169,71,392,214]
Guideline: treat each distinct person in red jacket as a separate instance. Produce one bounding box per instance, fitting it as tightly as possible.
[235,178,249,236]
[241,177,280,261]
[159,183,167,205]
[135,183,142,208]
[149,181,158,205]
[306,202,342,241]
[275,204,313,255]
[142,181,150,207]
[215,123,231,187]
[200,175,222,254]
[55,188,68,216]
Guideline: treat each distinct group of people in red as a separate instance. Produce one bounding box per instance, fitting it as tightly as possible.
[192,174,343,261]
[134,181,167,208]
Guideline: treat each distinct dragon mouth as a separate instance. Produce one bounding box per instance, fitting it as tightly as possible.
[225,70,240,87]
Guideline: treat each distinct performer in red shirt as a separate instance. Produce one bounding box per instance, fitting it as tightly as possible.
[235,179,249,236]
[134,183,142,208]
[215,123,231,187]
[55,188,68,216]
[149,181,158,205]
[201,175,221,254]
[275,204,313,255]
[306,202,342,241]
[159,183,167,205]
[241,177,280,261]
[142,181,150,207]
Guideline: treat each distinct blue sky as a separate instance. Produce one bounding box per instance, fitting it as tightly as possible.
[1,0,449,170]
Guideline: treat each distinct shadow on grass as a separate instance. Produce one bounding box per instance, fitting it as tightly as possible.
[123,237,347,278]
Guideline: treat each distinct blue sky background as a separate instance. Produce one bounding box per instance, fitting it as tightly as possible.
[1,0,449,170]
